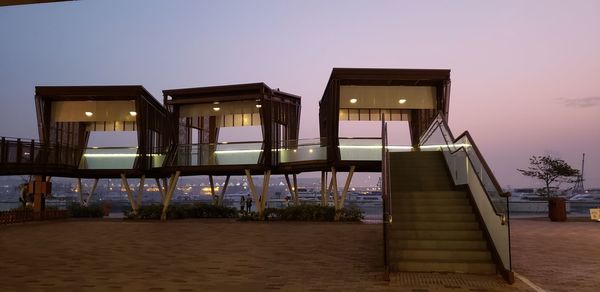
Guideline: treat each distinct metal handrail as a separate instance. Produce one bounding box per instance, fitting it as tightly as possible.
[381,114,392,278]
[420,113,509,216]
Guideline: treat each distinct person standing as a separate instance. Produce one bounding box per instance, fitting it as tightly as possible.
[246,194,252,212]
[239,195,246,212]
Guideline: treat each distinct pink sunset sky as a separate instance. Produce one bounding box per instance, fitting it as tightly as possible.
[0,1,598,188]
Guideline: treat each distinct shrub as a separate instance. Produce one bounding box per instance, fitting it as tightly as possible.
[67,203,104,218]
[245,205,364,222]
[125,203,238,220]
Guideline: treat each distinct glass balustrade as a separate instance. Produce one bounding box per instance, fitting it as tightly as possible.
[80,147,138,169]
[279,138,327,163]
[338,138,383,161]
[174,142,263,166]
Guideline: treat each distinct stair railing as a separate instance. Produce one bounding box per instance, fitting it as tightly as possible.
[381,114,392,279]
[419,113,513,283]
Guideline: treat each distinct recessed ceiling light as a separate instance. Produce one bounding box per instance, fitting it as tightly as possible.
[213,107,220,111]
[129,111,137,116]
[85,111,93,117]
[398,99,407,104]
[256,104,262,108]
[213,101,220,105]
[350,98,358,104]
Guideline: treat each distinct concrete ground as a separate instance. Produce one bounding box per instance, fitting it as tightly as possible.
[0,219,561,291]
[511,218,600,292]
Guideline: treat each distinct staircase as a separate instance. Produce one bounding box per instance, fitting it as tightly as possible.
[388,151,496,275]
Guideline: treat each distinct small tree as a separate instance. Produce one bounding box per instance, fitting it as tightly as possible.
[517,155,579,199]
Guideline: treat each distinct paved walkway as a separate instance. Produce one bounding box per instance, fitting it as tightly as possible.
[0,219,538,291]
[511,218,600,292]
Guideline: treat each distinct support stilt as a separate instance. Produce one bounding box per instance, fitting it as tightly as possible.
[218,175,230,206]
[76,178,84,206]
[244,169,259,212]
[209,175,216,204]
[84,178,99,207]
[161,171,181,221]
[339,166,356,208]
[136,175,145,210]
[284,174,294,205]
[120,174,136,211]
[292,173,299,205]
[320,171,327,206]
[330,167,338,210]
[155,178,165,204]
[259,170,271,218]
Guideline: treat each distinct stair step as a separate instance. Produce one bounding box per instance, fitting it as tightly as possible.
[394,213,476,222]
[399,191,466,197]
[391,230,483,240]
[392,260,496,275]
[391,198,470,206]
[390,249,491,261]
[393,205,473,213]
[390,239,488,250]
[392,221,479,230]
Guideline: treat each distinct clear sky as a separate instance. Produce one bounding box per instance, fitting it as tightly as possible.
[1,0,599,188]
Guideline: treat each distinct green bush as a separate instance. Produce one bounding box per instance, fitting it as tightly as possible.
[125,203,238,220]
[67,203,104,218]
[245,205,363,222]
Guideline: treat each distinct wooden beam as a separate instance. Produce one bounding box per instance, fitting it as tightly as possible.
[320,171,327,206]
[155,178,165,204]
[77,178,84,206]
[260,170,271,213]
[84,178,99,207]
[209,175,216,204]
[292,173,299,205]
[339,166,356,207]
[136,175,145,210]
[284,174,294,204]
[218,175,230,206]
[331,167,338,210]
[161,171,180,221]
[120,173,136,211]
[244,169,259,212]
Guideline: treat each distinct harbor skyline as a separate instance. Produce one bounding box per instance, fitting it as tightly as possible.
[1,0,599,186]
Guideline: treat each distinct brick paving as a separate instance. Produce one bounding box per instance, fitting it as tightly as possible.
[0,219,537,291]
[511,218,600,292]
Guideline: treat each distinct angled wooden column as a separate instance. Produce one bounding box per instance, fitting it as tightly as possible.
[155,178,165,204]
[76,178,84,206]
[292,173,299,205]
[120,174,137,211]
[161,171,181,221]
[244,169,259,212]
[135,175,145,210]
[209,175,216,205]
[330,167,338,210]
[84,178,99,207]
[260,170,271,216]
[284,174,294,205]
[339,166,356,207]
[320,171,327,206]
[218,175,231,206]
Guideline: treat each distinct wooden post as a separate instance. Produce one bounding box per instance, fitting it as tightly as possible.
[320,171,327,206]
[218,175,230,206]
[284,174,293,203]
[209,175,216,205]
[155,178,165,204]
[161,171,180,221]
[330,167,338,210]
[136,175,145,210]
[292,173,299,205]
[339,166,356,208]
[120,174,136,211]
[260,170,271,218]
[77,178,84,206]
[84,178,99,207]
[244,169,259,213]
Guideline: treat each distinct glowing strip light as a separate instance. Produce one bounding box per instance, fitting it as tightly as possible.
[213,149,263,154]
[83,153,163,157]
